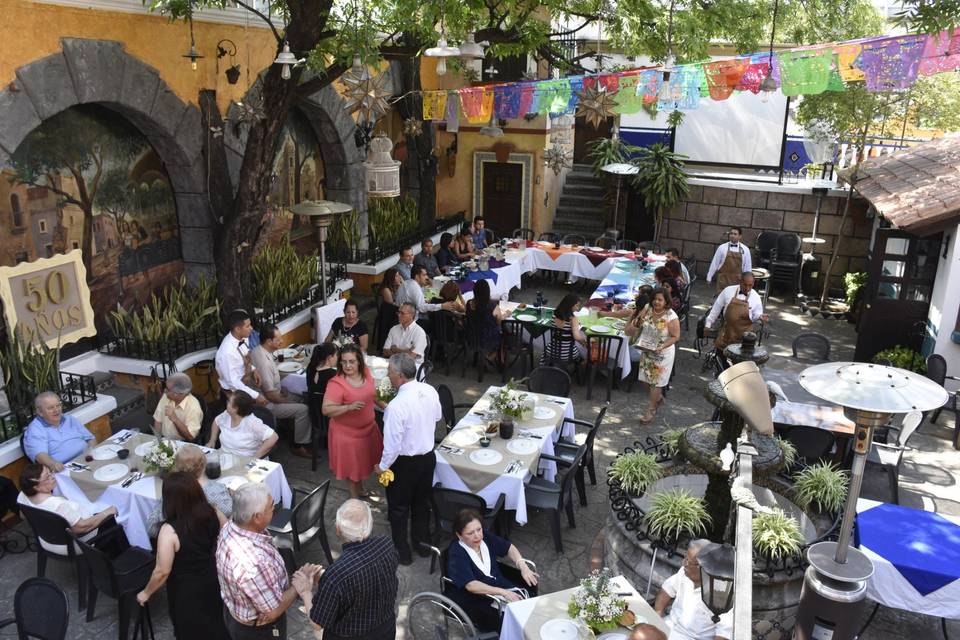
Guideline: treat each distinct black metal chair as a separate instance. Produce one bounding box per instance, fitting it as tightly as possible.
[540,330,582,384]
[436,385,474,440]
[0,577,70,640]
[308,390,328,471]
[191,392,213,445]
[791,332,832,363]
[511,228,535,241]
[461,311,501,383]
[594,236,617,250]
[18,503,93,612]
[755,230,779,268]
[865,411,923,505]
[875,358,893,366]
[683,255,698,281]
[500,319,534,382]
[431,484,508,538]
[769,233,802,298]
[75,534,155,640]
[432,310,467,376]
[251,406,277,430]
[555,405,608,506]
[584,334,624,401]
[524,444,586,553]
[926,354,960,449]
[374,302,399,354]
[561,233,586,246]
[784,425,837,467]
[483,228,497,246]
[537,232,559,243]
[526,366,571,397]
[268,479,333,566]
[417,359,434,383]
[636,240,662,254]
[617,238,639,251]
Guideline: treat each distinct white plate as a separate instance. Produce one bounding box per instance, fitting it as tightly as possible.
[468,449,503,466]
[615,249,631,255]
[371,367,389,380]
[94,463,129,482]
[533,406,557,420]
[276,348,299,360]
[506,439,540,455]
[589,246,604,252]
[448,430,480,447]
[597,632,630,640]
[220,475,247,491]
[134,441,157,457]
[540,619,580,640]
[92,445,119,461]
[277,362,302,374]
[515,314,538,322]
[590,324,612,333]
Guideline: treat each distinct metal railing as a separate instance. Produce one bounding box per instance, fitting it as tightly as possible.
[327,212,465,265]
[98,327,222,367]
[0,370,97,442]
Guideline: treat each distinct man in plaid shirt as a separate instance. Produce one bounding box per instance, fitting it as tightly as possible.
[217,483,321,639]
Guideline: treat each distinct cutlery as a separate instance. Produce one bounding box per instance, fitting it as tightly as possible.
[121,472,142,488]
[66,462,90,471]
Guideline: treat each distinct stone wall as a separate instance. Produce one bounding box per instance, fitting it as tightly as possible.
[660,184,873,289]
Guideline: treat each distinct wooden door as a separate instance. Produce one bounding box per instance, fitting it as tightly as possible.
[573,116,614,163]
[854,228,940,361]
[481,161,523,238]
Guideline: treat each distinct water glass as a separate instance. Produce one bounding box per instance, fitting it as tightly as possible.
[205,452,222,479]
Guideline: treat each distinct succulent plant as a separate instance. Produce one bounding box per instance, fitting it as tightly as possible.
[644,489,710,542]
[609,451,662,495]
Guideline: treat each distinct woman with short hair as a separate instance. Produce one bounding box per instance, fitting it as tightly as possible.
[206,391,278,458]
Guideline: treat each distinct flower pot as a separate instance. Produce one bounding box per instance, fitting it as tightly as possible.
[499,417,514,439]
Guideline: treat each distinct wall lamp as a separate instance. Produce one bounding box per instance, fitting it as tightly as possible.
[217,39,241,85]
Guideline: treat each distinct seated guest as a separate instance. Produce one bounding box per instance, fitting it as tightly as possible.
[146,445,234,537]
[414,238,441,278]
[446,508,538,633]
[207,391,279,458]
[654,267,683,312]
[436,232,460,271]
[397,265,458,317]
[250,324,312,458]
[383,303,428,367]
[665,247,691,283]
[539,294,587,366]
[472,216,488,251]
[324,299,369,352]
[394,247,414,280]
[665,258,687,286]
[377,268,402,308]
[17,463,119,554]
[654,539,732,640]
[453,223,476,261]
[306,343,339,395]
[153,373,203,441]
[598,285,653,319]
[23,391,95,472]
[137,471,229,640]
[464,279,503,362]
[629,623,668,640]
[294,499,398,640]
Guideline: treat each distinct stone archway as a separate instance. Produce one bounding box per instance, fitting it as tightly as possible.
[0,38,214,281]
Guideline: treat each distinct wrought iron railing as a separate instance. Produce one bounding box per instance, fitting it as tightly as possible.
[0,370,98,442]
[98,327,223,366]
[327,212,465,265]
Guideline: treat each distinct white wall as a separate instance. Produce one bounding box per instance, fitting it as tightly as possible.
[928,223,960,370]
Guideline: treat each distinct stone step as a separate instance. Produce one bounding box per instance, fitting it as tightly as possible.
[558,193,607,208]
[563,183,607,196]
[91,370,115,392]
[554,205,608,219]
[99,383,146,418]
[572,163,593,172]
[565,172,601,186]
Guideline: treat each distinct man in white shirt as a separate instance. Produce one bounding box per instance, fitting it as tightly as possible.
[249,323,313,458]
[665,247,691,283]
[374,353,442,566]
[383,303,429,367]
[215,309,266,406]
[655,539,732,640]
[706,227,752,293]
[705,272,768,352]
[396,265,458,318]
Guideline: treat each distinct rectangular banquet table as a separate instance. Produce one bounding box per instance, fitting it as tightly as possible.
[426,256,525,302]
[55,430,293,549]
[282,353,390,397]
[772,400,855,463]
[433,386,574,525]
[508,242,629,281]
[500,574,668,640]
[587,257,665,306]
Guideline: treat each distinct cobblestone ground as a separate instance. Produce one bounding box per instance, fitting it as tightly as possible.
[1,277,956,639]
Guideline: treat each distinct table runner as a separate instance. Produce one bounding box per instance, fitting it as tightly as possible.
[438,426,546,493]
[580,248,631,267]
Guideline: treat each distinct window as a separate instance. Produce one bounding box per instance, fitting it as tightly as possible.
[38,219,47,233]
[72,241,80,250]
[45,244,54,258]
[9,194,22,228]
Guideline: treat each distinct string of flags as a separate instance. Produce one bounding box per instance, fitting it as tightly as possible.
[419,28,960,125]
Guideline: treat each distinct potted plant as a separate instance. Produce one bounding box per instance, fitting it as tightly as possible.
[0,327,61,428]
[793,463,849,514]
[659,427,687,459]
[872,346,926,373]
[608,451,663,495]
[629,144,689,243]
[753,508,805,562]
[775,435,798,470]
[644,489,710,543]
[251,238,318,311]
[585,137,638,177]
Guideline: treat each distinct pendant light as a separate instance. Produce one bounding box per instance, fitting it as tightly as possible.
[658,0,676,103]
[459,33,486,60]
[182,14,203,70]
[479,114,504,137]
[274,42,300,80]
[424,37,460,76]
[759,0,781,102]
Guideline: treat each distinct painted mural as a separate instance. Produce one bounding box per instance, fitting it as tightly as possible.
[0,105,183,327]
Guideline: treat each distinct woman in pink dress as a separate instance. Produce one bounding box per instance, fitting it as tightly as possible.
[321,344,382,498]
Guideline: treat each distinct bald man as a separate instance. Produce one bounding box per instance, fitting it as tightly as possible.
[629,623,667,640]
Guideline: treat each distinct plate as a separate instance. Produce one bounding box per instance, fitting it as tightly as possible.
[92,445,119,461]
[590,324,612,333]
[515,314,538,323]
[371,367,389,380]
[507,439,540,455]
[533,406,557,420]
[597,632,630,640]
[448,430,480,447]
[588,246,604,252]
[94,463,129,482]
[134,441,157,457]
[468,449,503,466]
[615,249,631,255]
[540,619,580,639]
[220,475,247,491]
[277,362,302,374]
[276,348,299,360]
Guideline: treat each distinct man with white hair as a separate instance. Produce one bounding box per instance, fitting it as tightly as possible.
[294,499,398,640]
[216,483,320,639]
[654,539,732,640]
[152,372,204,441]
[23,391,95,472]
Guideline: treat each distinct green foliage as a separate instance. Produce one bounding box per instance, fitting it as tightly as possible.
[609,451,663,494]
[109,275,221,342]
[251,239,317,310]
[793,463,849,514]
[753,508,804,561]
[585,137,639,177]
[891,0,960,34]
[843,272,868,307]
[630,144,689,242]
[0,327,61,422]
[659,427,686,457]
[644,489,710,541]
[872,346,926,373]
[775,435,798,469]
[328,207,363,258]
[909,74,960,133]
[368,195,420,248]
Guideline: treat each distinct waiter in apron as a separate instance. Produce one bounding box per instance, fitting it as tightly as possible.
[707,227,753,293]
[705,271,769,352]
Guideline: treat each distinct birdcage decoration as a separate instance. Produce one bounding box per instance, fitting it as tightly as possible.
[364,134,401,198]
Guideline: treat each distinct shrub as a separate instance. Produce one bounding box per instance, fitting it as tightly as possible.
[753,508,805,561]
[109,274,220,342]
[644,489,710,542]
[251,239,316,309]
[872,346,926,373]
[793,463,849,514]
[609,451,662,495]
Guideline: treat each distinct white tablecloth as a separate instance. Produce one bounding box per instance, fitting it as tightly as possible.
[281,354,390,397]
[433,257,527,303]
[433,386,574,525]
[523,244,622,280]
[54,431,293,550]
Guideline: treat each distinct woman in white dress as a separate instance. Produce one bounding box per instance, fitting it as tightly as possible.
[626,288,681,424]
[206,391,278,458]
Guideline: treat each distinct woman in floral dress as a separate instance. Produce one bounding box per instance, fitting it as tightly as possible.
[626,288,680,424]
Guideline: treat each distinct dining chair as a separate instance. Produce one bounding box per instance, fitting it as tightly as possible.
[511,228,535,241]
[18,503,92,612]
[537,232,559,243]
[555,405,609,506]
[436,385,473,440]
[417,359,434,383]
[865,411,923,505]
[75,534,155,640]
[584,334,623,401]
[791,332,832,363]
[431,484,508,537]
[432,310,467,376]
[526,366,571,397]
[617,238,639,251]
[0,577,70,640]
[594,236,617,250]
[524,444,586,553]
[926,354,960,449]
[461,313,501,383]
[268,479,333,566]
[636,240,662,254]
[561,233,586,246]
[783,425,836,467]
[191,392,212,445]
[500,319,534,381]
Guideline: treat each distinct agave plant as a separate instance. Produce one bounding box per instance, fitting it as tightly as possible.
[753,508,805,561]
[0,326,61,422]
[629,144,689,243]
[609,451,662,495]
[368,195,419,248]
[585,137,639,176]
[644,489,710,542]
[793,462,849,514]
[251,238,317,310]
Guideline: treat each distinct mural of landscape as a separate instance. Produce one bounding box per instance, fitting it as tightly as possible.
[0,104,183,329]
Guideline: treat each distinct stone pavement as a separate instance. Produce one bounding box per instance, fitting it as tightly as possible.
[0,277,956,639]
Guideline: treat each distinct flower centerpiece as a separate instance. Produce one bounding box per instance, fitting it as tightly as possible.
[567,568,630,633]
[331,332,356,349]
[489,380,529,421]
[142,438,176,475]
[375,376,397,404]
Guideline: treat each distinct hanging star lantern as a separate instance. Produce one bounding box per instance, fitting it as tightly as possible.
[341,67,393,124]
[575,85,618,129]
[403,118,423,137]
[543,144,572,175]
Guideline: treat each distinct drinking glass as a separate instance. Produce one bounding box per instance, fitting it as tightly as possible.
[205,452,222,479]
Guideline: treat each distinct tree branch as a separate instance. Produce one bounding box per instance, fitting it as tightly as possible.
[549,17,599,38]
[294,61,348,98]
[233,0,284,44]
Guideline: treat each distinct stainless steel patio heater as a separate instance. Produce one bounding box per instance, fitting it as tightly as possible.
[289,199,353,306]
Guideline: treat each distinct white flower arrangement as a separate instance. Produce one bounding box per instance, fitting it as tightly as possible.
[331,332,356,349]
[375,376,397,404]
[490,380,530,420]
[567,568,628,632]
[142,438,176,474]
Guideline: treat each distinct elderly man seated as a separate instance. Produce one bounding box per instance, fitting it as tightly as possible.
[294,499,398,640]
[654,539,732,640]
[153,373,204,441]
[23,391,95,473]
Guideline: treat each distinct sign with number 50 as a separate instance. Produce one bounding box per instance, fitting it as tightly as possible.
[0,250,97,348]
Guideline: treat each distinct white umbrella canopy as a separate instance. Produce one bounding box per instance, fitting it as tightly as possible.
[799,361,948,414]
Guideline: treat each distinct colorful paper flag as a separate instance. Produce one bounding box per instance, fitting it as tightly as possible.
[860,35,926,91]
[777,49,834,96]
[703,58,750,101]
[918,29,960,76]
[422,91,448,121]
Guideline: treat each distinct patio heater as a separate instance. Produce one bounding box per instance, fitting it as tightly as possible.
[794,362,948,640]
[601,162,638,240]
[289,199,353,306]
[799,186,828,295]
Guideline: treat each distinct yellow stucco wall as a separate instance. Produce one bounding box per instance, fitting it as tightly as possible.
[0,0,278,114]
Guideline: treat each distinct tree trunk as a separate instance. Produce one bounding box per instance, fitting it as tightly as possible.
[395,55,437,228]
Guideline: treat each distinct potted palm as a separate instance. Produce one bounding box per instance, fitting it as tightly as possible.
[630,144,689,244]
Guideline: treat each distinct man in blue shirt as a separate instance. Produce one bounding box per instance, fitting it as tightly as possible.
[23,391,95,472]
[472,216,488,251]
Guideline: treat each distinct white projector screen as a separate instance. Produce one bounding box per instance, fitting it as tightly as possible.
[673,90,789,167]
